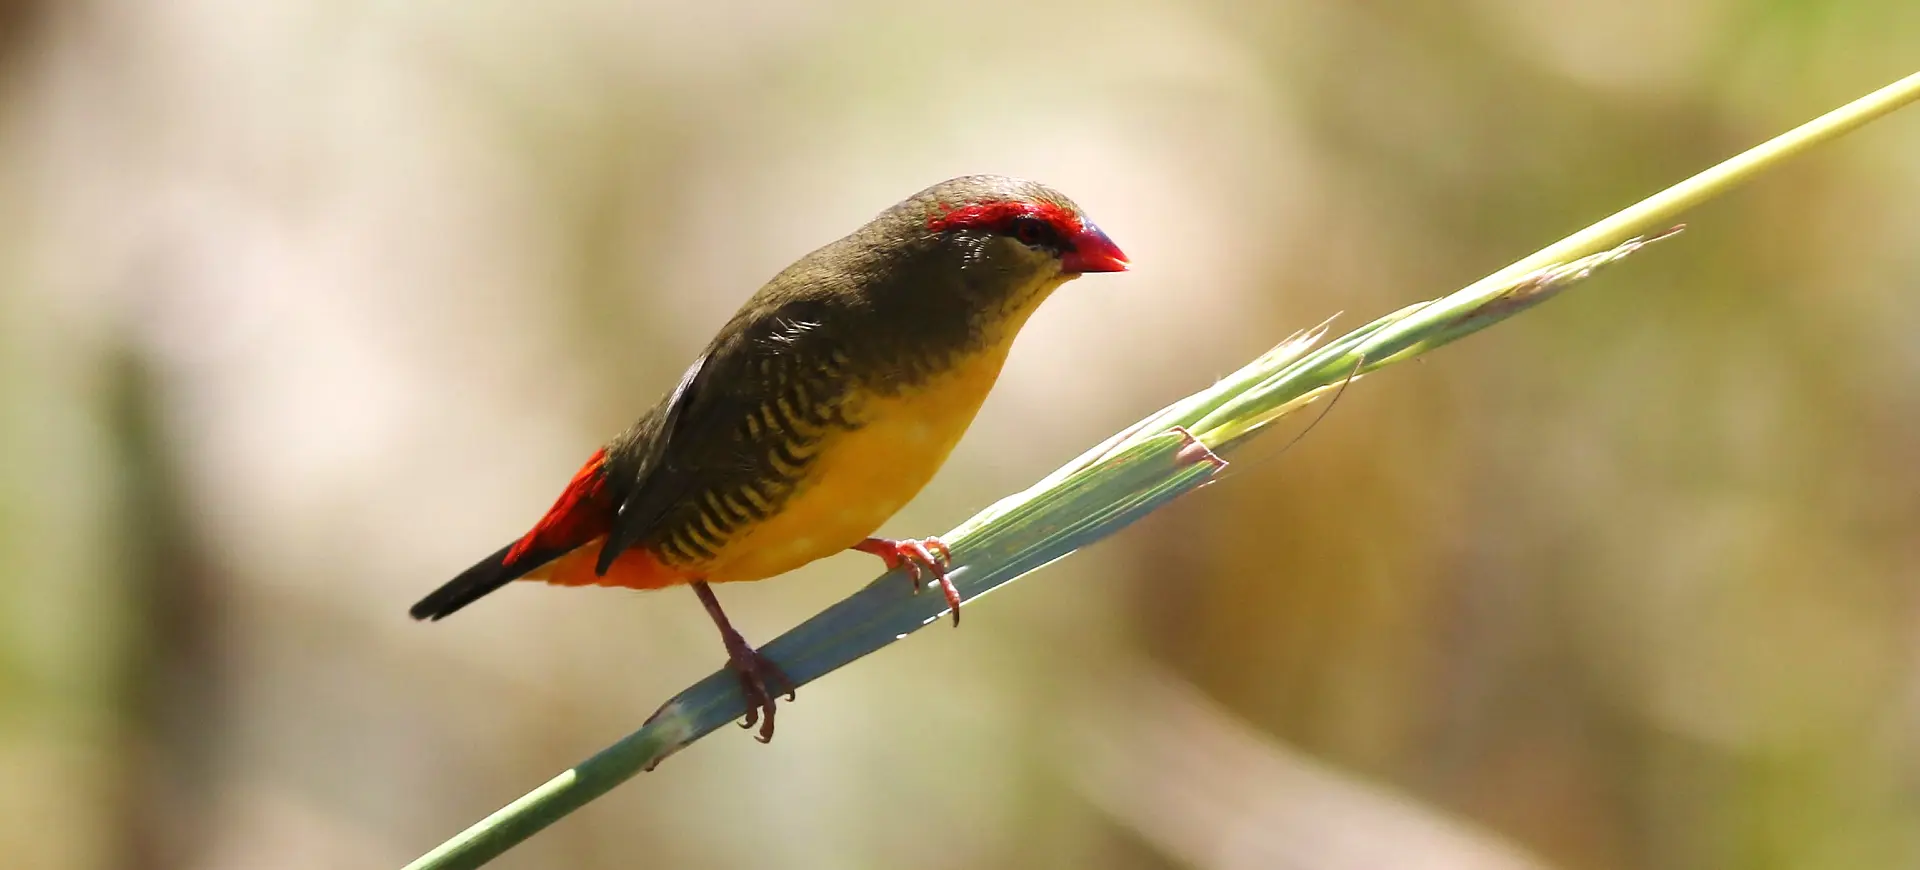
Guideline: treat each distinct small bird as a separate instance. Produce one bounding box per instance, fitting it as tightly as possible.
[409,175,1128,741]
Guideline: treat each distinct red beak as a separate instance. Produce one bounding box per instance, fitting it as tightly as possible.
[1062,223,1129,273]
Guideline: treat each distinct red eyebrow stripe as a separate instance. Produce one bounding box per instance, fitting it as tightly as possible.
[927,200,1083,234]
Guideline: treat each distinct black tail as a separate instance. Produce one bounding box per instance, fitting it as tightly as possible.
[409,543,559,621]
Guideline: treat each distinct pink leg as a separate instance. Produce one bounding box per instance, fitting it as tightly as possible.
[691,580,794,743]
[852,536,961,627]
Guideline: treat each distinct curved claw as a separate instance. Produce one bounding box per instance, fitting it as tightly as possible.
[853,536,962,627]
[724,637,793,743]
[692,579,796,744]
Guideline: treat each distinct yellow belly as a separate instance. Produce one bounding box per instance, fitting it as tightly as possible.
[700,345,1010,583]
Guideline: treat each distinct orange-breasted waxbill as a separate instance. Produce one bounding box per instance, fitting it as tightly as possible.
[409,175,1128,741]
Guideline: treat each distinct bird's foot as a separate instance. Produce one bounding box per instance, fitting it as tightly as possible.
[719,627,795,744]
[853,536,961,627]
[691,579,794,743]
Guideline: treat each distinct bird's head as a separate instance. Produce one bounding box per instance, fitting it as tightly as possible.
[912,175,1129,278]
[767,176,1127,341]
[819,175,1126,328]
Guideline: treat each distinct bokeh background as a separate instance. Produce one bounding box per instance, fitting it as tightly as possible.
[3,2,1918,868]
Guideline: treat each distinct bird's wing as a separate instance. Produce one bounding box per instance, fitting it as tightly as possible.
[595,298,853,575]
[594,352,707,573]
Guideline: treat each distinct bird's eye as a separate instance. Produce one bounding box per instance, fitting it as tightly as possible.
[1009,216,1055,247]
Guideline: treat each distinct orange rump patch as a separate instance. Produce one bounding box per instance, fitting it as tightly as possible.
[524,536,690,591]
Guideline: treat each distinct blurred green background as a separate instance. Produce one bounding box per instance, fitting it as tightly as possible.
[2,2,1918,868]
